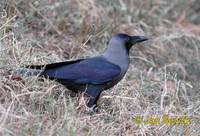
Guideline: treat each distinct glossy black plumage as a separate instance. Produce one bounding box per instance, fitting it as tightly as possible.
[41,57,121,84]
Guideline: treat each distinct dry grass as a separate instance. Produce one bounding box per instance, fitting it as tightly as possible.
[0,0,200,135]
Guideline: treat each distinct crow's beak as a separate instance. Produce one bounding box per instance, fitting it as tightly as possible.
[131,36,148,43]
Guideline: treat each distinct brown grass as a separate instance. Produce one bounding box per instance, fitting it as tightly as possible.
[0,0,200,135]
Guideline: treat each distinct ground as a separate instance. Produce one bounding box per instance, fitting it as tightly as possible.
[0,0,200,135]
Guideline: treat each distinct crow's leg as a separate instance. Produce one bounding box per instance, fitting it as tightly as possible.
[84,85,102,109]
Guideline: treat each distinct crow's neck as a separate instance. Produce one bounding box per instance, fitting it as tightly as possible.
[102,44,129,74]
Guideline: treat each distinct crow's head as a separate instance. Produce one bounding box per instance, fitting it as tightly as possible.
[111,33,148,51]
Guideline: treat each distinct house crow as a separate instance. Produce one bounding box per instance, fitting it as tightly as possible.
[21,33,148,110]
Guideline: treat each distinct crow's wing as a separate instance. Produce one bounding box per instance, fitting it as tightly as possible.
[41,57,121,84]
[26,59,83,70]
